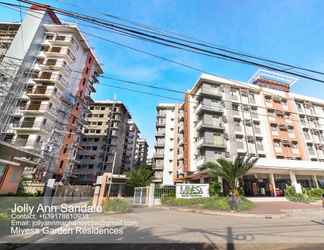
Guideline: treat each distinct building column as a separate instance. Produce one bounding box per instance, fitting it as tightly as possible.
[313,175,319,188]
[117,184,123,198]
[269,173,277,197]
[289,171,297,186]
[200,177,204,184]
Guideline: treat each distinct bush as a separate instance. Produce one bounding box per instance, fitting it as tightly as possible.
[285,186,312,203]
[304,188,324,199]
[0,212,8,221]
[209,181,222,196]
[103,199,130,213]
[285,186,324,203]
[161,196,254,211]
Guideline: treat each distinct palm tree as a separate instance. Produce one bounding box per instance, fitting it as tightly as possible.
[200,155,258,196]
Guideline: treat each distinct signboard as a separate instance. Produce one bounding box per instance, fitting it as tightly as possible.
[176,184,209,199]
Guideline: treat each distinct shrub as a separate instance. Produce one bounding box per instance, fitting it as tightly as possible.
[103,199,130,213]
[209,181,222,196]
[285,186,311,203]
[161,196,254,211]
[304,188,324,199]
[0,212,8,221]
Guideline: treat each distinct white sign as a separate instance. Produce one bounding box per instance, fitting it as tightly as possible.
[46,178,56,188]
[176,184,209,199]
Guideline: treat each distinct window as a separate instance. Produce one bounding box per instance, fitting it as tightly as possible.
[45,34,54,40]
[99,114,104,118]
[56,35,66,41]
[274,140,281,147]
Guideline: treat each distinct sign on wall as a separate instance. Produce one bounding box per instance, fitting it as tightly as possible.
[176,184,209,199]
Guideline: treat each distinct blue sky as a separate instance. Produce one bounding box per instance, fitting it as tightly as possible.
[1,0,324,156]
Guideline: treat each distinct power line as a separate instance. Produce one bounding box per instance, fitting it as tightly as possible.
[2,53,324,124]
[13,0,324,84]
[26,0,324,77]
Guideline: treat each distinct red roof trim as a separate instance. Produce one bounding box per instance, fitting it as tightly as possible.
[30,4,61,25]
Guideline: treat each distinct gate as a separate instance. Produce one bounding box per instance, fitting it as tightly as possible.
[133,185,175,206]
[133,186,149,205]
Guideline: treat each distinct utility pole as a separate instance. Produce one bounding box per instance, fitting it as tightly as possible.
[106,152,116,199]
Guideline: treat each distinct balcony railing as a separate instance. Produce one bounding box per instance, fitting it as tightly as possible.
[196,103,224,114]
[197,137,225,148]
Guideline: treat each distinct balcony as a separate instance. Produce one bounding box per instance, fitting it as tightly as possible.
[198,85,222,98]
[196,103,224,115]
[46,35,74,46]
[154,152,164,159]
[251,112,259,120]
[197,120,224,131]
[254,127,262,135]
[256,144,264,151]
[155,130,165,137]
[178,152,184,160]
[308,147,316,156]
[236,141,245,151]
[153,164,164,170]
[41,47,75,63]
[37,60,72,75]
[157,112,166,118]
[27,87,57,100]
[33,72,68,90]
[156,120,166,127]
[232,110,241,117]
[154,141,165,148]
[292,148,300,155]
[178,137,184,145]
[197,137,226,149]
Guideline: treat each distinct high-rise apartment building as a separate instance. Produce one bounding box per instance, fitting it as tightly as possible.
[153,71,324,195]
[153,104,184,185]
[136,138,149,166]
[74,101,147,183]
[0,23,20,62]
[74,101,130,184]
[0,5,102,185]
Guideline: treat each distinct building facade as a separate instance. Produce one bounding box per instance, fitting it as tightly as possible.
[123,120,140,172]
[136,138,149,166]
[153,104,184,185]
[0,23,20,62]
[74,101,147,184]
[0,5,102,186]
[153,71,324,195]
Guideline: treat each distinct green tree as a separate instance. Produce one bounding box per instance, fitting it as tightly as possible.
[200,155,258,196]
[126,165,154,189]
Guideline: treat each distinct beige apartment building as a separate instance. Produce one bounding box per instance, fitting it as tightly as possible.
[136,138,149,166]
[0,5,102,193]
[153,103,185,185]
[74,100,147,184]
[153,71,324,196]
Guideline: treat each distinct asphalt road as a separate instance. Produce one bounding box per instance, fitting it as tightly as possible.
[2,207,324,250]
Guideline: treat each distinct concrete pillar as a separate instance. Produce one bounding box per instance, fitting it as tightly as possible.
[218,176,223,193]
[313,175,319,188]
[289,171,297,186]
[148,183,155,207]
[269,173,277,197]
[200,177,204,184]
[117,184,123,198]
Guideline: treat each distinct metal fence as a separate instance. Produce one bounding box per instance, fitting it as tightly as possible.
[133,185,176,206]
[133,186,149,205]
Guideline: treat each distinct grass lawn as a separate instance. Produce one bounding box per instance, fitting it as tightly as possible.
[161,196,255,211]
[103,198,131,213]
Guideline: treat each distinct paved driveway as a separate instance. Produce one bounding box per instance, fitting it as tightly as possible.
[21,207,323,250]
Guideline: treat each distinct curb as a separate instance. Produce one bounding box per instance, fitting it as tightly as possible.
[160,206,288,219]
